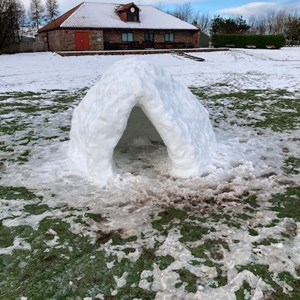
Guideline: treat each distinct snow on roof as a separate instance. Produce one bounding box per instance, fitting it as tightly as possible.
[60,2,198,30]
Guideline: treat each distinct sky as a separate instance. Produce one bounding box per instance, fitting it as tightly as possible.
[22,0,300,17]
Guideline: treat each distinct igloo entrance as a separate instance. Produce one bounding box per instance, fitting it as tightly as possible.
[114,106,167,176]
[68,59,216,186]
[116,106,164,147]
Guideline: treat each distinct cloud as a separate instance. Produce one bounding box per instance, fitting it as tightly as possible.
[217,1,300,17]
[217,2,277,17]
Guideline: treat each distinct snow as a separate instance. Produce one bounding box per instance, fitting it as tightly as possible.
[0,237,31,255]
[0,47,300,299]
[68,59,216,185]
[0,48,299,93]
[60,2,198,30]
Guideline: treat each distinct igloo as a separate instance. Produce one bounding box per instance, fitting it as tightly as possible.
[68,59,216,185]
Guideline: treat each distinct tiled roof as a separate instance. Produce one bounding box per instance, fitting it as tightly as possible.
[39,2,198,32]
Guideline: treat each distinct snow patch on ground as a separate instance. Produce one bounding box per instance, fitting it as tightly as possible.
[0,48,299,93]
[0,48,300,298]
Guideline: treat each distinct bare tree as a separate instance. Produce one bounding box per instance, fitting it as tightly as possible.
[265,10,274,34]
[248,15,268,34]
[193,11,212,34]
[0,0,25,52]
[172,2,194,23]
[45,0,58,22]
[273,10,288,34]
[249,10,290,35]
[30,0,44,34]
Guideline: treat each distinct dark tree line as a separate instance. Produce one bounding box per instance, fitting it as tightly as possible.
[0,0,25,51]
[0,0,59,52]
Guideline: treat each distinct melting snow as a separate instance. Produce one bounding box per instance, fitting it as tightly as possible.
[0,48,300,299]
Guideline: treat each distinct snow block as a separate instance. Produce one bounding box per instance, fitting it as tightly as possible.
[68,59,216,185]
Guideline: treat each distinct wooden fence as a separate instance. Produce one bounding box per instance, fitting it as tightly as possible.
[3,42,47,54]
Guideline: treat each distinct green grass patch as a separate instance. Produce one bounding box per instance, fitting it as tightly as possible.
[191,87,300,132]
[0,186,37,200]
[283,157,300,175]
[0,217,158,299]
[271,187,300,221]
[191,239,229,261]
[177,268,198,293]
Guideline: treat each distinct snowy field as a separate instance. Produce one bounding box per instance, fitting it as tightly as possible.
[0,48,299,299]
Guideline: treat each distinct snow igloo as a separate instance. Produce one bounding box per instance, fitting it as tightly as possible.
[68,59,216,185]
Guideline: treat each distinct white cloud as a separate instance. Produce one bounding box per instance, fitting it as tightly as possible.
[217,2,277,17]
[217,1,300,17]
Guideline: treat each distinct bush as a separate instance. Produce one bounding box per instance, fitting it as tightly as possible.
[212,34,285,49]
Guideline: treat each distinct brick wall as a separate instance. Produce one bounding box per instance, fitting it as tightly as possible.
[39,29,104,51]
[103,29,199,47]
[39,28,199,51]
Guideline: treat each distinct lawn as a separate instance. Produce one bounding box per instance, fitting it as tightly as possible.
[0,49,299,299]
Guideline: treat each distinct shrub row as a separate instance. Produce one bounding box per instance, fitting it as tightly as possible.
[212,34,285,49]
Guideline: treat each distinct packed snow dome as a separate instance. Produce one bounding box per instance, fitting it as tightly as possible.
[68,59,216,185]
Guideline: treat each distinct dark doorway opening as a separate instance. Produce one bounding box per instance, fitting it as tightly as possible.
[144,33,154,48]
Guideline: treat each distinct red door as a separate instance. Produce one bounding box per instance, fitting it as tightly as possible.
[75,32,90,50]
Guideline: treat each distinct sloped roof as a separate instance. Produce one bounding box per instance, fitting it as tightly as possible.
[39,3,82,32]
[117,2,138,12]
[39,2,198,32]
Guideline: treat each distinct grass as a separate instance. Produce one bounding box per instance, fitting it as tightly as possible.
[0,186,38,200]
[191,86,300,132]
[0,87,299,299]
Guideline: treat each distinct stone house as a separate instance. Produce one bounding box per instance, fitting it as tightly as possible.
[38,2,200,51]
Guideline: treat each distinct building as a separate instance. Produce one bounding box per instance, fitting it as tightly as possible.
[38,2,200,51]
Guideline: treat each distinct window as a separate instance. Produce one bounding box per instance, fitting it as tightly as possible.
[165,33,174,42]
[121,32,134,42]
[127,14,138,22]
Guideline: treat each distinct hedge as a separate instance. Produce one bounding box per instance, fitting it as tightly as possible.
[212,34,285,49]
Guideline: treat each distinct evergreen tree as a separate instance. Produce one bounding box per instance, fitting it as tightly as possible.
[211,15,250,35]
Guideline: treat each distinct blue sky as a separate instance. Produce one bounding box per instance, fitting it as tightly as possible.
[158,0,300,16]
[23,0,300,17]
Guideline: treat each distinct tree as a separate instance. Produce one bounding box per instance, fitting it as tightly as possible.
[248,15,268,34]
[30,0,44,33]
[273,10,287,35]
[45,0,58,22]
[285,14,300,44]
[172,2,194,23]
[193,11,212,35]
[235,16,251,33]
[211,15,250,35]
[0,0,25,52]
